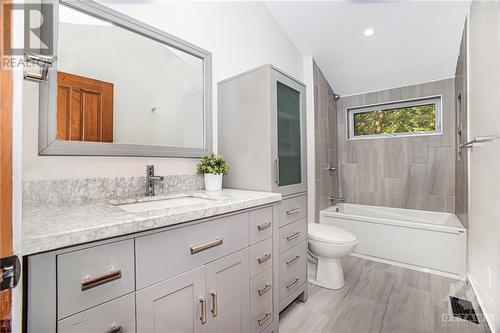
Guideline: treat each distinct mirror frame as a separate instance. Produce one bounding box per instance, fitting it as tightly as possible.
[39,0,213,157]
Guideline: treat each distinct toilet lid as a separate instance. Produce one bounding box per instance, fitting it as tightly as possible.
[308,223,357,244]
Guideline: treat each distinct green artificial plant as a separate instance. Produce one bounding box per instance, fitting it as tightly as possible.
[197,153,229,175]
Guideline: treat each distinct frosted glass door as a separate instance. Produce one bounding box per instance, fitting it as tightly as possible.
[277,81,302,187]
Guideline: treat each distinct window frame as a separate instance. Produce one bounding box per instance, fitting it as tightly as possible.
[346,95,442,140]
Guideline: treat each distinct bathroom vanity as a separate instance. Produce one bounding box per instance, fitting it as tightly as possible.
[24,189,283,333]
[23,1,309,331]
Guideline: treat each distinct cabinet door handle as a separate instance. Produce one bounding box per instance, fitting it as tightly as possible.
[286,255,301,266]
[286,208,301,215]
[274,157,280,184]
[286,278,300,290]
[210,291,217,318]
[258,312,272,326]
[81,270,122,291]
[258,284,272,296]
[190,238,223,254]
[106,325,122,333]
[257,253,271,264]
[257,222,272,231]
[286,232,301,241]
[199,297,207,325]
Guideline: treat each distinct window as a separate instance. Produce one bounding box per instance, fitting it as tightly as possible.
[347,96,442,139]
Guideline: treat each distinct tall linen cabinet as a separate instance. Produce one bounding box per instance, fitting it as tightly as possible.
[218,65,308,319]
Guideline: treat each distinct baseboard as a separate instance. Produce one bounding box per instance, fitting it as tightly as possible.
[351,253,466,280]
[468,273,497,333]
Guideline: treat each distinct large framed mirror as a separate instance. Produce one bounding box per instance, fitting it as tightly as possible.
[38,0,212,157]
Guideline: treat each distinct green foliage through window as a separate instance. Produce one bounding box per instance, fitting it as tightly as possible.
[352,102,438,137]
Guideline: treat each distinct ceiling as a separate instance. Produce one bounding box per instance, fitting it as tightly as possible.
[264,1,470,96]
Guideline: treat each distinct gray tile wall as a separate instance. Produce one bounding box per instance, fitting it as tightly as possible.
[336,78,456,212]
[455,23,468,227]
[314,60,339,220]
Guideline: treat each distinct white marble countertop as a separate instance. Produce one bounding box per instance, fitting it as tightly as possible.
[23,189,281,255]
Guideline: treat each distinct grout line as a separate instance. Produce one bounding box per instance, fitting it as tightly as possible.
[378,284,394,333]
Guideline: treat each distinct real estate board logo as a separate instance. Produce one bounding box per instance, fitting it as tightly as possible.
[2,3,53,68]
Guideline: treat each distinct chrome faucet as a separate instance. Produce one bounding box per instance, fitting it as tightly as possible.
[328,196,345,204]
[146,165,164,196]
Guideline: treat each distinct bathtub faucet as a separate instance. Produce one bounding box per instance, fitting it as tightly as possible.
[328,196,345,204]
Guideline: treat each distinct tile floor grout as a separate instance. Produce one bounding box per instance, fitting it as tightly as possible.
[377,284,393,333]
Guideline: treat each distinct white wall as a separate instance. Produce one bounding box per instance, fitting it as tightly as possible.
[467,1,500,331]
[58,22,204,147]
[23,1,303,180]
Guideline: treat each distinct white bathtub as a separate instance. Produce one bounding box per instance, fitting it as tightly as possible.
[319,203,467,278]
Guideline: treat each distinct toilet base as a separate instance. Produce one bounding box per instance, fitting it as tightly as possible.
[309,257,345,290]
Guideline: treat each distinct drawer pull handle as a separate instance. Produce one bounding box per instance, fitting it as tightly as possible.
[106,325,122,333]
[286,232,301,241]
[257,253,271,264]
[81,270,122,291]
[258,312,272,326]
[258,284,272,296]
[286,278,300,291]
[199,297,207,325]
[286,255,301,266]
[190,238,223,254]
[210,291,217,318]
[286,208,301,215]
[257,222,272,231]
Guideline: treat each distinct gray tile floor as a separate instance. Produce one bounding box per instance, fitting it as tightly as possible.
[279,256,491,333]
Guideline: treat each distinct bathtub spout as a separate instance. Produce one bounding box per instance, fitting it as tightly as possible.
[328,196,345,204]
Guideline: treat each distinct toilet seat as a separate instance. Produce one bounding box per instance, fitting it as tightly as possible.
[308,223,357,245]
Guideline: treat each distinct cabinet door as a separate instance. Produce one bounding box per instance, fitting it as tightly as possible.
[136,266,206,333]
[206,249,250,333]
[271,69,307,195]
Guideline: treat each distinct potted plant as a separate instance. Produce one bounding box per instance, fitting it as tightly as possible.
[197,153,229,191]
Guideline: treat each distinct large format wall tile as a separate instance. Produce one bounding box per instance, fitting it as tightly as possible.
[314,61,339,218]
[336,78,456,213]
[428,147,455,196]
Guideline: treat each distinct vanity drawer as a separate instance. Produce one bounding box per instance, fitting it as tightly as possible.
[250,268,273,308]
[279,218,307,253]
[57,239,135,319]
[249,238,273,278]
[279,241,307,301]
[249,206,273,245]
[250,298,273,333]
[279,195,307,227]
[58,293,135,333]
[136,213,249,289]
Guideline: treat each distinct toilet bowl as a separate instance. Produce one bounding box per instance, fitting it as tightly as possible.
[308,223,358,290]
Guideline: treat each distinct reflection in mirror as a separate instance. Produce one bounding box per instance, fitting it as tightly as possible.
[56,4,205,148]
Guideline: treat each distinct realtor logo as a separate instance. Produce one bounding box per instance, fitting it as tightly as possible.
[2,3,53,56]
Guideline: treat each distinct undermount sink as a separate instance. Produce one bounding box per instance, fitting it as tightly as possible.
[113,195,217,213]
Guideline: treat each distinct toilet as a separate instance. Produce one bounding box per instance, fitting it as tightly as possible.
[308,223,358,290]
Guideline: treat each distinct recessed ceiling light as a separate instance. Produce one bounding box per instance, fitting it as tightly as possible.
[364,28,375,37]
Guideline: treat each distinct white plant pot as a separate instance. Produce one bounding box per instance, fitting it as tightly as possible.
[204,173,223,191]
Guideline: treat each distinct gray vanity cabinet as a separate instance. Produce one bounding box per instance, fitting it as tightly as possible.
[26,205,277,333]
[58,294,135,333]
[205,249,250,333]
[134,248,251,333]
[136,267,206,333]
